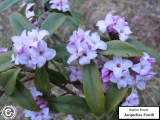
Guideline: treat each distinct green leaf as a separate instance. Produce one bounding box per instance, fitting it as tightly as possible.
[0,51,14,72]
[47,69,67,86]
[82,62,105,116]
[109,110,118,120]
[105,85,131,113]
[50,95,90,115]
[0,0,19,12]
[5,68,21,95]
[9,12,32,34]
[35,67,50,97]
[41,13,66,34]
[53,44,69,63]
[0,69,17,88]
[127,39,160,63]
[40,0,46,5]
[10,81,39,111]
[100,40,143,57]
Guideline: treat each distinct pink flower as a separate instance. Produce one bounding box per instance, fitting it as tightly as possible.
[104,57,133,78]
[24,88,53,120]
[66,28,107,65]
[49,0,70,12]
[96,13,132,41]
[11,29,56,69]
[122,89,139,106]
[110,71,133,89]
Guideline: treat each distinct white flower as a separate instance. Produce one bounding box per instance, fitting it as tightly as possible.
[135,75,147,90]
[49,0,70,12]
[65,115,74,120]
[114,19,132,41]
[67,66,83,82]
[66,28,107,65]
[24,107,53,120]
[110,71,133,89]
[96,12,132,41]
[29,88,43,99]
[104,57,133,78]
[11,29,56,69]
[122,89,139,106]
[24,88,53,120]
[36,41,56,68]
[89,32,107,50]
[131,59,151,75]
[25,3,35,19]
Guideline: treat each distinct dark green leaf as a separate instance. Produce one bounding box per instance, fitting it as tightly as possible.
[5,68,21,95]
[0,69,16,88]
[109,110,118,120]
[100,40,143,57]
[10,81,39,111]
[127,39,160,63]
[0,51,14,72]
[105,85,131,113]
[0,0,19,12]
[50,95,90,115]
[9,12,32,34]
[41,13,66,34]
[47,69,67,86]
[35,67,50,97]
[82,62,105,116]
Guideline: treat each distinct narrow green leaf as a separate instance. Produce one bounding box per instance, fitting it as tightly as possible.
[100,40,143,57]
[47,69,67,86]
[50,95,90,115]
[35,67,50,97]
[41,13,66,34]
[127,39,160,63]
[105,85,131,113]
[0,51,14,72]
[82,62,105,116]
[0,69,16,88]
[10,81,39,111]
[9,12,32,34]
[5,68,21,95]
[0,0,19,12]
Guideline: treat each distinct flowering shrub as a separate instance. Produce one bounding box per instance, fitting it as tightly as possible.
[0,0,159,120]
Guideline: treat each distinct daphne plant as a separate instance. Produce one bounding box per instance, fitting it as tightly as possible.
[0,0,159,120]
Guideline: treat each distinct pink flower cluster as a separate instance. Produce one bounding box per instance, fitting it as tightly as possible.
[96,13,132,41]
[66,28,107,65]
[11,29,56,69]
[122,89,139,106]
[66,66,83,83]
[24,88,53,120]
[49,0,70,12]
[101,53,156,90]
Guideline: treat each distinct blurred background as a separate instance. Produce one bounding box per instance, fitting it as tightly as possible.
[0,0,160,119]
